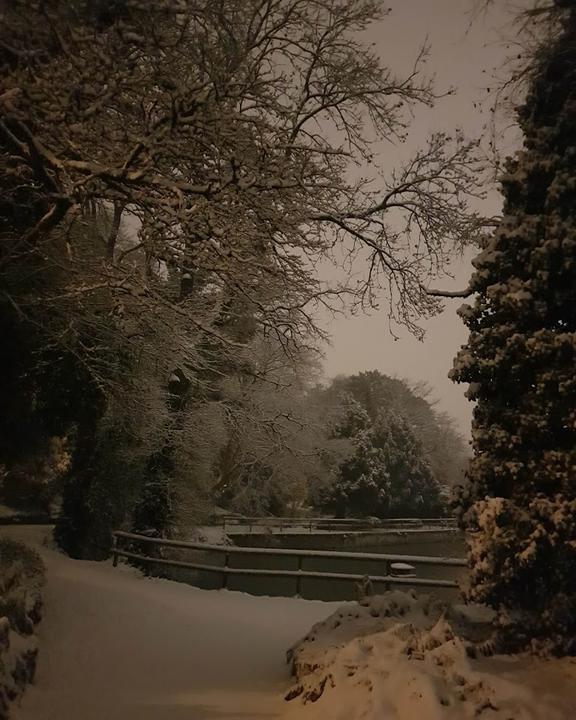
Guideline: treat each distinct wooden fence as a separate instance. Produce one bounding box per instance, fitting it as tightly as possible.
[112,530,466,599]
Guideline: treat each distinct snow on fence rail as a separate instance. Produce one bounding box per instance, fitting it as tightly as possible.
[112,530,466,598]
[218,515,458,533]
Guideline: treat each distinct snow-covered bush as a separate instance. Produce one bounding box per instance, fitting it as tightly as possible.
[0,538,45,718]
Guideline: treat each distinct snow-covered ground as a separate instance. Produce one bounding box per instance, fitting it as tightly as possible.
[1,526,338,720]
[189,526,233,545]
[5,525,576,720]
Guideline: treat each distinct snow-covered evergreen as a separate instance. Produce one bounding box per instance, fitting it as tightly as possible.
[324,401,442,518]
[451,6,576,652]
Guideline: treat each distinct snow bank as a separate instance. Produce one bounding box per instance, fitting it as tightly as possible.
[0,538,45,719]
[285,591,576,719]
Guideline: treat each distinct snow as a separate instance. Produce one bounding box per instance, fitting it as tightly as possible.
[187,526,232,545]
[5,526,576,720]
[285,592,576,720]
[2,526,339,720]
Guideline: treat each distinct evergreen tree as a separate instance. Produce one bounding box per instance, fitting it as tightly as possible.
[451,4,576,652]
[132,473,173,537]
[127,464,173,573]
[55,421,143,560]
[318,372,468,492]
[325,409,441,519]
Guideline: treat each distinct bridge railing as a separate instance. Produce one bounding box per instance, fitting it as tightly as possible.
[112,530,466,599]
[218,515,458,533]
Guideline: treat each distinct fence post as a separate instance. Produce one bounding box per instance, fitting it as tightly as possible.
[222,551,230,590]
[384,558,391,592]
[143,559,151,577]
[112,533,119,567]
[143,543,152,577]
[296,555,303,597]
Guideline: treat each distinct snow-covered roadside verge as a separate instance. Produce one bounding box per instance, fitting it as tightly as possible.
[284,591,576,720]
[0,538,44,719]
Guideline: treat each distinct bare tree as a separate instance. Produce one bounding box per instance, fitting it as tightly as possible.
[1,0,488,353]
[1,0,490,554]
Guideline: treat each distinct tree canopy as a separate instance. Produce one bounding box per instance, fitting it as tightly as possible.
[1,0,481,557]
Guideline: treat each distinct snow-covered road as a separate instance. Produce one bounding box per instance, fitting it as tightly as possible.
[3,527,336,720]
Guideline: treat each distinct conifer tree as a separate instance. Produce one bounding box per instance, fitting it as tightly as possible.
[451,3,576,652]
[326,408,441,519]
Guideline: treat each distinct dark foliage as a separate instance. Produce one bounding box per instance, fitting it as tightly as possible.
[451,7,576,652]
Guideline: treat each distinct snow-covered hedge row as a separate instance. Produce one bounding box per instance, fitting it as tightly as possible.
[284,591,576,719]
[0,538,45,719]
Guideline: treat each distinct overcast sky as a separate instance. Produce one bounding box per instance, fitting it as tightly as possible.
[321,0,522,437]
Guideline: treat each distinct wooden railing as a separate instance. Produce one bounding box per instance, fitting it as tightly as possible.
[219,515,458,533]
[112,530,466,598]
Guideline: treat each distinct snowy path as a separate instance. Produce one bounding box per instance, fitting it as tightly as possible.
[4,527,336,720]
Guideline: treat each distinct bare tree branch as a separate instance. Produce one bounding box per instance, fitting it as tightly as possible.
[424,286,473,298]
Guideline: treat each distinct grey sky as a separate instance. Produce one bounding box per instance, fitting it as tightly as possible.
[322,0,520,437]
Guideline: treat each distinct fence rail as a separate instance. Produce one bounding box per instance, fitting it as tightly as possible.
[112,530,466,599]
[218,515,458,533]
